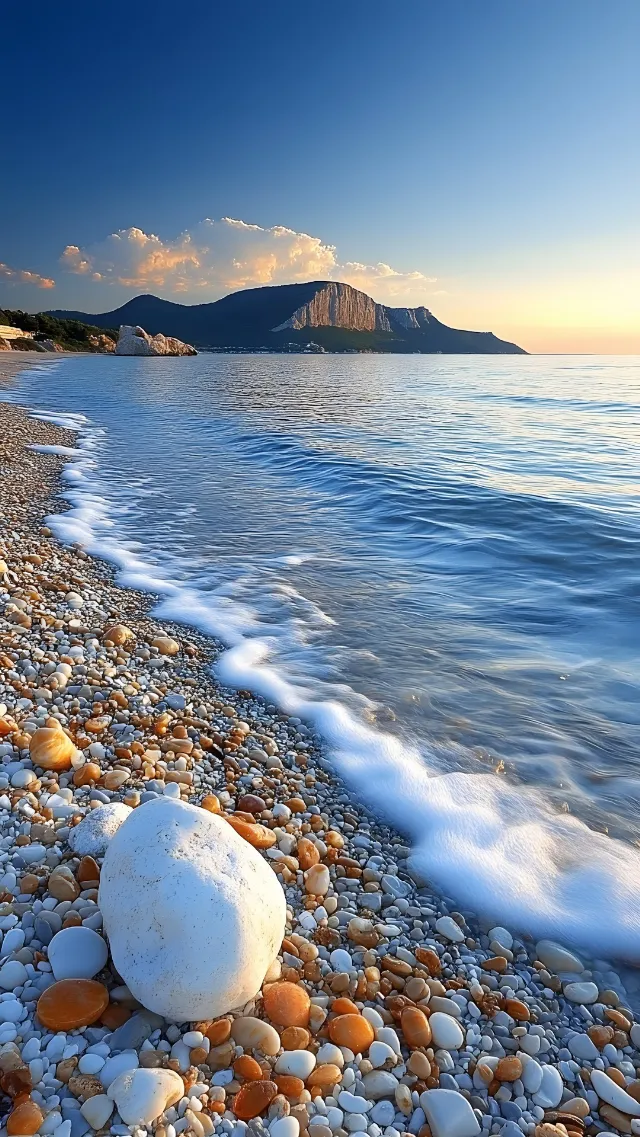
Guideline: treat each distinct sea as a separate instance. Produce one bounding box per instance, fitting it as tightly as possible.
[3,352,640,964]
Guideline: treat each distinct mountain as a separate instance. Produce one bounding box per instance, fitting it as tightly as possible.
[49,281,526,354]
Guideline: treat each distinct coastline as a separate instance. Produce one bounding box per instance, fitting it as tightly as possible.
[0,364,638,1137]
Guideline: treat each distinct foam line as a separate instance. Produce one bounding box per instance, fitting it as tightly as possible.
[32,404,640,961]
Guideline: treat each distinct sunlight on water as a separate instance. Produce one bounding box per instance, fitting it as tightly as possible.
[3,352,640,956]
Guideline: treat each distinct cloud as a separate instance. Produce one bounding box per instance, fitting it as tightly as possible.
[61,217,435,304]
[0,262,55,289]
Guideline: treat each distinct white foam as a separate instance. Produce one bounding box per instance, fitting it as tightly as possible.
[32,405,640,961]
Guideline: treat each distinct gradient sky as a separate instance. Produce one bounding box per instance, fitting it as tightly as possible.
[1,0,638,353]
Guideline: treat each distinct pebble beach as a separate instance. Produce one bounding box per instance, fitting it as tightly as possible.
[1,361,640,1137]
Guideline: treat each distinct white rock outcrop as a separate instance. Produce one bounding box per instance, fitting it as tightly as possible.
[115,325,197,356]
[99,797,287,1021]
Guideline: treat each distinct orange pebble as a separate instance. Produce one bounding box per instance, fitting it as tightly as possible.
[414,947,441,975]
[328,1014,375,1053]
[263,981,310,1028]
[233,1080,278,1120]
[7,1101,44,1136]
[297,838,320,870]
[280,1026,310,1050]
[36,979,109,1031]
[73,763,102,787]
[504,998,530,1022]
[206,1019,232,1045]
[331,998,360,1016]
[233,1055,264,1081]
[100,1004,131,1029]
[306,1065,343,1089]
[225,816,277,849]
[274,1074,304,1098]
[401,1007,432,1049]
[77,856,100,884]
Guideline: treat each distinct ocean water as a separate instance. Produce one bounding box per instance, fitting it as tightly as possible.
[3,352,640,959]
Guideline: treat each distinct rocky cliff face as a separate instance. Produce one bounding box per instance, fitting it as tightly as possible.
[115,326,197,357]
[273,283,389,332]
[272,283,434,336]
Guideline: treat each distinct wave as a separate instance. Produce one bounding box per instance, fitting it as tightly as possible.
[26,403,640,963]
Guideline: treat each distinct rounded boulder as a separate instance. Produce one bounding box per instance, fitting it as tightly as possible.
[99,797,286,1021]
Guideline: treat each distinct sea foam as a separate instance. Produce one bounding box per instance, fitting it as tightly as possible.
[31,406,640,962]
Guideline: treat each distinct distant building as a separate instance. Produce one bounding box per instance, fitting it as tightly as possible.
[303,342,325,353]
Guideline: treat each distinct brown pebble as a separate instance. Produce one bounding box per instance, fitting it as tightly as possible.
[414,947,441,975]
[77,856,100,884]
[598,1103,633,1134]
[495,1056,522,1082]
[483,956,508,973]
[504,998,530,1021]
[234,1055,264,1081]
[588,1024,614,1048]
[67,1072,104,1100]
[47,866,80,901]
[263,982,310,1028]
[205,1019,232,1046]
[281,1027,311,1050]
[7,1101,44,1135]
[233,1080,278,1120]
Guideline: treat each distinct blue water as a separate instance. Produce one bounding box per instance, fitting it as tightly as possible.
[4,352,640,955]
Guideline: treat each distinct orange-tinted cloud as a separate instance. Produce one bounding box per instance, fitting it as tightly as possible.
[61,217,436,304]
[0,262,55,289]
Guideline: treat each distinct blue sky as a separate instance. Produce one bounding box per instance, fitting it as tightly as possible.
[1,0,638,351]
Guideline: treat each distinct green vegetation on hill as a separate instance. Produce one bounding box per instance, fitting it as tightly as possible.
[0,309,117,352]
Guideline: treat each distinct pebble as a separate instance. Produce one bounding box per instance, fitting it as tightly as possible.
[564,980,599,1004]
[535,940,584,973]
[1,409,640,1137]
[36,978,109,1030]
[435,916,465,943]
[532,1064,563,1108]
[80,1094,114,1129]
[269,1120,299,1137]
[591,1068,640,1117]
[420,1089,480,1137]
[47,926,109,981]
[68,802,132,856]
[429,1011,464,1050]
[274,1051,316,1079]
[107,1067,184,1125]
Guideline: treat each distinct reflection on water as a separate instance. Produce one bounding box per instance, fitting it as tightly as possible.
[4,352,640,843]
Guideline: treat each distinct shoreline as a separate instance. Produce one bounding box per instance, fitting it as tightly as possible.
[0,365,638,1137]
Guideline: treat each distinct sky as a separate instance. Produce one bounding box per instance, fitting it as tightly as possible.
[1,0,639,353]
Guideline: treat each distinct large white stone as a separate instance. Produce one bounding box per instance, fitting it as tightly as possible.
[107,1068,184,1125]
[115,325,197,357]
[420,1089,480,1137]
[69,802,132,857]
[48,927,108,981]
[99,797,287,1021]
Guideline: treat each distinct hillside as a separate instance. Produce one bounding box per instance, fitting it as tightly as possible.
[0,308,116,352]
[49,281,526,354]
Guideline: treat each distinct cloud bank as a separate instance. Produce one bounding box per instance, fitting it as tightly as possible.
[61,217,435,304]
[0,262,55,289]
